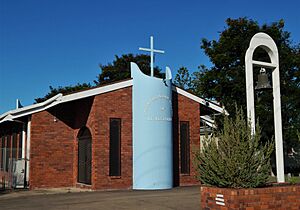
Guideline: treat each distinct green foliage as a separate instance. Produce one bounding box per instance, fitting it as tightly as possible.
[287,176,299,185]
[94,54,163,85]
[268,175,300,184]
[35,53,163,102]
[192,17,300,163]
[35,83,92,103]
[194,107,274,188]
[173,67,192,90]
[285,131,300,173]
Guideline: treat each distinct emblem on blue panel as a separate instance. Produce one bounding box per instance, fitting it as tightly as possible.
[144,95,172,121]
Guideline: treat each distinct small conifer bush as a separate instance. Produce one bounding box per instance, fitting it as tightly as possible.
[195,108,274,188]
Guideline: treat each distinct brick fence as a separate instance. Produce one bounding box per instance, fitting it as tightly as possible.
[201,184,300,209]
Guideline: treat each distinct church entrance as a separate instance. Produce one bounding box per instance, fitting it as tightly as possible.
[77,127,92,185]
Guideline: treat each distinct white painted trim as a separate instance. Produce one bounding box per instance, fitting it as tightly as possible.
[252,60,277,68]
[1,79,226,125]
[0,93,63,121]
[26,116,31,183]
[216,201,225,206]
[216,198,225,202]
[172,86,229,115]
[0,115,13,124]
[200,115,216,129]
[60,80,133,104]
[245,32,285,183]
[0,80,133,124]
[22,124,26,159]
[202,120,216,129]
[201,115,215,124]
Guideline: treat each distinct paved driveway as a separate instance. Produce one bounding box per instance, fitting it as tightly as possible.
[0,186,200,210]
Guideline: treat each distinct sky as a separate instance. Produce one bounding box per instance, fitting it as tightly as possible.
[0,0,299,114]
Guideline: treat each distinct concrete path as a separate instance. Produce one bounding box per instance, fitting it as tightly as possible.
[0,186,200,210]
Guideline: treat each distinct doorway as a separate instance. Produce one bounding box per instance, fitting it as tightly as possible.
[77,127,92,185]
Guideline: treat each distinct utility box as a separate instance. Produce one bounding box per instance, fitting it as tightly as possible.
[12,159,26,188]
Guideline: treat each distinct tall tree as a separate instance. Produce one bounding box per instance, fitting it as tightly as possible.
[193,18,300,170]
[94,54,163,85]
[35,54,163,102]
[173,67,193,90]
[35,83,92,103]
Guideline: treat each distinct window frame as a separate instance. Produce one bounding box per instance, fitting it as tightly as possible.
[109,118,121,177]
[180,121,190,175]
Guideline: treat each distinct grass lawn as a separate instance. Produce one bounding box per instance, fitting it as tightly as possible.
[268,175,300,184]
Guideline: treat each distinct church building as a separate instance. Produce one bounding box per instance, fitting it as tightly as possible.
[0,62,225,190]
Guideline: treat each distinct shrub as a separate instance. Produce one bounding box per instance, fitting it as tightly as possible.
[287,176,299,185]
[194,107,274,188]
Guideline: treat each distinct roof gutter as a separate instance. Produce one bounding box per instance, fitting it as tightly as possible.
[0,80,133,124]
[0,93,63,124]
[0,81,228,125]
[172,86,229,115]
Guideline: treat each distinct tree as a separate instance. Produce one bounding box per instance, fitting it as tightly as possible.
[173,67,193,90]
[35,53,163,102]
[194,107,274,188]
[192,18,300,165]
[94,54,163,85]
[35,83,92,103]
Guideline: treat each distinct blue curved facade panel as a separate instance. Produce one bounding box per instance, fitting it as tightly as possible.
[131,62,173,189]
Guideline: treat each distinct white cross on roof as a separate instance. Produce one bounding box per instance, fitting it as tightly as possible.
[139,36,165,77]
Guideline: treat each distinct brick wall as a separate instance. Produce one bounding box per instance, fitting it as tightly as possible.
[30,111,74,189]
[173,92,200,187]
[89,87,132,190]
[29,86,201,190]
[30,87,133,190]
[201,185,300,209]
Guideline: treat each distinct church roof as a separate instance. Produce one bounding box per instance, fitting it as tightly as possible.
[0,79,227,124]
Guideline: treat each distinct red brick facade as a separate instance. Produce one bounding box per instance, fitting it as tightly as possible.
[88,86,133,190]
[8,86,201,190]
[201,185,300,209]
[173,92,200,187]
[30,87,133,190]
[30,111,74,188]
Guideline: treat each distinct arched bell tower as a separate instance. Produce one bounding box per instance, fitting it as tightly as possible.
[245,32,285,183]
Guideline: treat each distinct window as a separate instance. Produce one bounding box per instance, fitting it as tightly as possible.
[180,121,190,174]
[109,118,121,176]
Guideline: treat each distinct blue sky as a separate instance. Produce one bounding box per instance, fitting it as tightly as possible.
[0,0,299,114]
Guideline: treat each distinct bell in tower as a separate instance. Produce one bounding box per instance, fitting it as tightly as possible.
[255,68,272,90]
